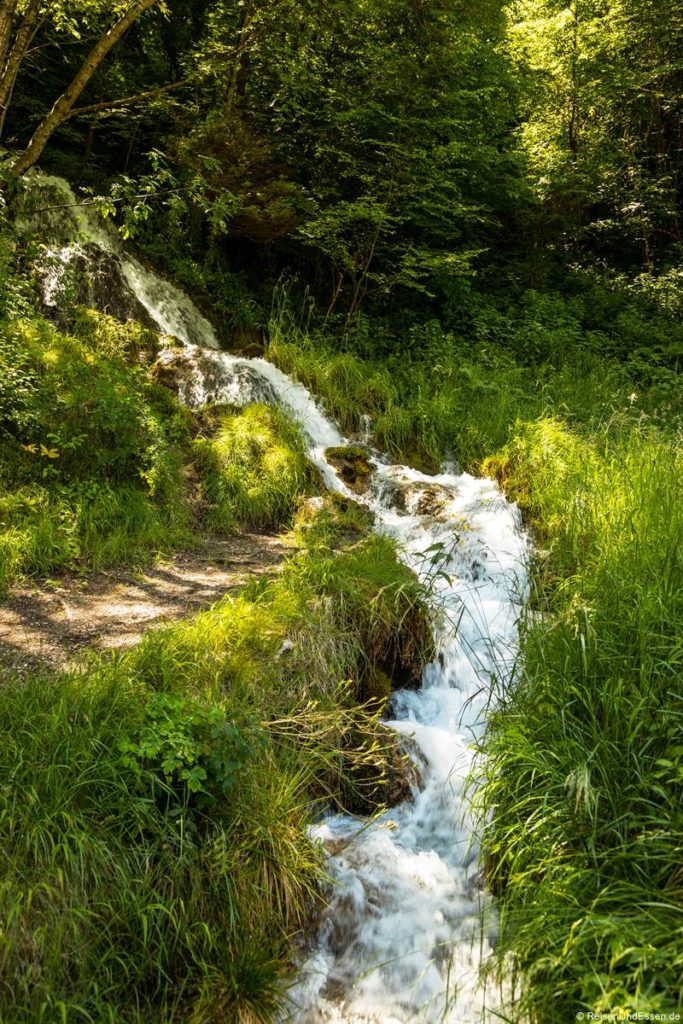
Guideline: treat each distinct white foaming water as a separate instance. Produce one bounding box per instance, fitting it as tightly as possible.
[26,173,528,1024]
[285,465,527,1024]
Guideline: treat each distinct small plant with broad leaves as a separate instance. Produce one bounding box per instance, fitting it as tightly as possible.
[118,693,260,812]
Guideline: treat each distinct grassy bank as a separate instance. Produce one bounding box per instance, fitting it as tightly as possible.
[0,309,315,592]
[481,420,683,1020]
[0,311,189,589]
[0,250,436,1019]
[0,491,432,1022]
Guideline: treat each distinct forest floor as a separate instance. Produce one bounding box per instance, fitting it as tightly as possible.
[0,532,291,672]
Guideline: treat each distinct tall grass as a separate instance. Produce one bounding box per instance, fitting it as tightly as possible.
[267,294,655,471]
[0,497,432,1022]
[194,404,312,532]
[478,419,683,1020]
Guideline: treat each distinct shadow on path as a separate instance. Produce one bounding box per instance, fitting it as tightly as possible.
[0,533,291,673]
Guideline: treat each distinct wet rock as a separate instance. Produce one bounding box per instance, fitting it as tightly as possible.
[151,351,186,392]
[229,327,265,359]
[152,347,277,408]
[38,243,159,331]
[388,481,452,519]
[231,341,265,359]
[324,445,374,494]
[413,483,451,517]
[376,478,408,513]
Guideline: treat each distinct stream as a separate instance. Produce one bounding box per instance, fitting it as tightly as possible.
[21,173,529,1024]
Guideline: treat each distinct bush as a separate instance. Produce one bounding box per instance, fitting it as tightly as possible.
[0,314,191,588]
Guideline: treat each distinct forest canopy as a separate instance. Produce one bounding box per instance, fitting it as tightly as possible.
[1,0,680,322]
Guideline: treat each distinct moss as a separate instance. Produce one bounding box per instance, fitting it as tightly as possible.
[362,666,393,703]
[401,447,441,475]
[324,445,374,493]
[291,492,373,551]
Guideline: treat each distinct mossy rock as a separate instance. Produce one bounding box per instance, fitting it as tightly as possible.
[229,328,265,359]
[410,483,451,518]
[292,493,373,551]
[160,333,185,350]
[151,350,187,393]
[325,445,374,494]
[372,602,434,690]
[232,342,265,359]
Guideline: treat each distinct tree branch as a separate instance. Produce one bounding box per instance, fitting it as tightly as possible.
[66,78,189,120]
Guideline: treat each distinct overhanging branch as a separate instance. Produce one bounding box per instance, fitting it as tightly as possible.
[66,78,189,120]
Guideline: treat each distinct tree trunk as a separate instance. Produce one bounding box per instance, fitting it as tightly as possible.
[12,0,160,175]
[0,0,41,138]
[224,5,253,116]
[0,1,18,73]
[567,0,581,164]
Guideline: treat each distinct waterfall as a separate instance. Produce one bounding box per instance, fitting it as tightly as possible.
[16,173,221,348]
[22,173,529,1024]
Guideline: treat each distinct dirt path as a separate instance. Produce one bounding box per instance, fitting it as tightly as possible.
[0,534,291,673]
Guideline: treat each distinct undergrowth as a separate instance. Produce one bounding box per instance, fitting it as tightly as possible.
[0,311,191,589]
[267,284,681,472]
[0,225,681,1022]
[0,495,432,1023]
[194,404,312,532]
[476,420,683,1020]
[0,312,314,591]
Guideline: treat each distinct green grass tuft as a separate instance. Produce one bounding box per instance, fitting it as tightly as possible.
[194,404,311,532]
[478,419,683,1020]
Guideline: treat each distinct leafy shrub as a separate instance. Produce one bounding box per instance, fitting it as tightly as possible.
[0,314,191,587]
[119,692,259,810]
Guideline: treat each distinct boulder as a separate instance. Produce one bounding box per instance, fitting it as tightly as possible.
[39,243,158,331]
[232,342,265,360]
[152,347,277,408]
[229,327,265,360]
[412,483,451,517]
[151,350,189,393]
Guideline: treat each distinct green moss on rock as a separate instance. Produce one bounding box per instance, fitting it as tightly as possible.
[324,445,374,493]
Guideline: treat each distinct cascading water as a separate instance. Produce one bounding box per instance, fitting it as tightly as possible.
[17,173,221,347]
[22,172,528,1024]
